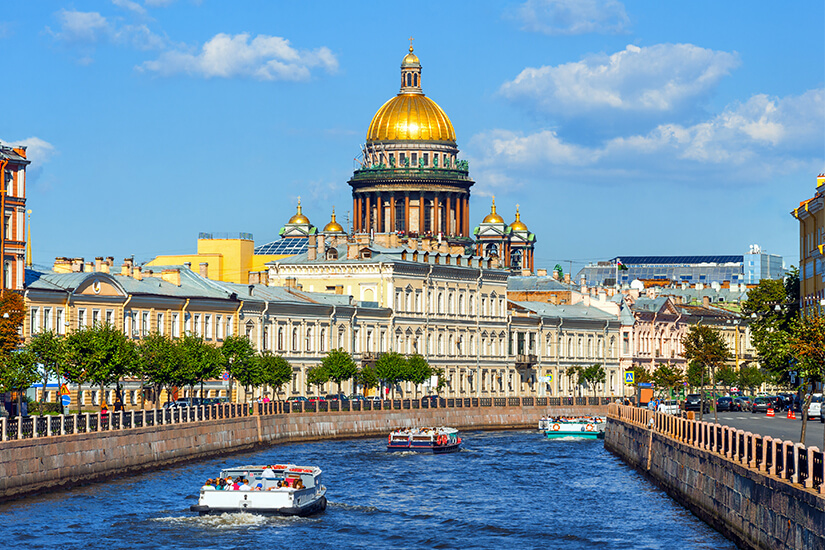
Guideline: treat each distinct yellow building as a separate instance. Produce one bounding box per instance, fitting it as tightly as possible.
[791,173,825,312]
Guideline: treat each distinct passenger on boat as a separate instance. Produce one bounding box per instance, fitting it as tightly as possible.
[262,466,277,479]
[239,479,251,491]
[253,483,263,491]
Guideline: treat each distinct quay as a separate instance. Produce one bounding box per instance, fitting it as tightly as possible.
[0,396,607,501]
[605,404,825,550]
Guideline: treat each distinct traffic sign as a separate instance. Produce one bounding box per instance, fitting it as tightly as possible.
[624,371,634,385]
[222,371,230,381]
[61,395,71,407]
[60,384,70,396]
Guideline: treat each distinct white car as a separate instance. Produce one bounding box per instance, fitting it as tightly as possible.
[808,393,822,420]
[657,399,680,415]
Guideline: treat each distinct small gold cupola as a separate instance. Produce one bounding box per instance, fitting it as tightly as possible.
[400,38,422,94]
[323,207,345,233]
[482,196,505,224]
[509,204,528,231]
[288,198,310,225]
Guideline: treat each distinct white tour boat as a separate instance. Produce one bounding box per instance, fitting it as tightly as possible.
[190,464,327,516]
[387,427,462,453]
[539,416,606,439]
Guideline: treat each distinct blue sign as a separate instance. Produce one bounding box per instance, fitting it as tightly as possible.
[61,395,71,407]
[638,382,653,388]
[624,371,634,384]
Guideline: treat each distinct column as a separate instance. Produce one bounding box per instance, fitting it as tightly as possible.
[390,194,396,233]
[365,194,371,233]
[419,192,425,235]
[445,194,452,236]
[456,194,463,236]
[376,193,383,233]
[464,196,470,237]
[353,197,358,232]
[433,194,440,236]
[404,193,410,235]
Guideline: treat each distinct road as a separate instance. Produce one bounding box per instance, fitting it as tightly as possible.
[691,410,825,447]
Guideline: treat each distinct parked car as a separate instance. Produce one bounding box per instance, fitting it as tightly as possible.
[657,399,680,415]
[751,396,775,414]
[347,394,365,401]
[683,394,709,413]
[287,396,308,402]
[164,397,202,409]
[324,393,348,401]
[422,394,440,405]
[716,396,734,412]
[202,397,227,406]
[807,393,823,420]
[733,397,750,411]
[308,396,326,403]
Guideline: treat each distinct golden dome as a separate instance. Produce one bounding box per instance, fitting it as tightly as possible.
[402,45,420,67]
[509,205,528,231]
[323,207,344,233]
[288,199,310,225]
[482,197,504,224]
[367,93,455,142]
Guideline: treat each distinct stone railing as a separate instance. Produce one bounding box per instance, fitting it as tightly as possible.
[1,396,615,442]
[608,403,825,494]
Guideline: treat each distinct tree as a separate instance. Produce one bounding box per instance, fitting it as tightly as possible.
[651,363,684,398]
[220,335,256,403]
[0,292,25,357]
[321,349,357,395]
[305,365,329,397]
[27,330,66,414]
[742,270,798,382]
[0,349,38,415]
[356,363,379,396]
[64,327,96,414]
[686,361,707,391]
[177,334,223,402]
[431,366,447,392]
[86,324,139,409]
[375,351,406,398]
[737,366,765,395]
[580,364,606,397]
[138,332,179,407]
[789,310,825,448]
[714,365,738,393]
[258,352,292,399]
[565,366,583,397]
[682,324,731,423]
[405,354,433,397]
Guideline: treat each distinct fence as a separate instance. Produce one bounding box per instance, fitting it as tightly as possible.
[608,403,825,495]
[0,396,614,442]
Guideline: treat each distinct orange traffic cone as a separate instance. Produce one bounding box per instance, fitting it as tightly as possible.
[766,408,775,417]
[787,409,796,420]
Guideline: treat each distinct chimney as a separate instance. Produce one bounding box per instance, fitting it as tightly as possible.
[248,284,255,296]
[161,268,181,286]
[285,277,298,289]
[94,257,104,272]
[564,273,570,283]
[133,266,143,281]
[334,284,344,295]
[521,268,531,276]
[537,268,547,277]
[83,262,93,273]
[347,243,359,260]
[408,238,418,251]
[438,242,449,254]
[317,235,326,258]
[389,233,398,248]
[183,262,191,270]
[99,257,112,273]
[71,258,85,272]
[308,234,317,261]
[199,262,209,279]
[248,271,261,285]
[552,270,559,280]
[703,295,710,308]
[121,258,133,276]
[53,257,72,273]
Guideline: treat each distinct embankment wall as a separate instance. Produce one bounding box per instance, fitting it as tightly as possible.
[0,405,604,501]
[605,413,825,550]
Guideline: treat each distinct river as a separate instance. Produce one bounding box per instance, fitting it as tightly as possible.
[0,429,735,549]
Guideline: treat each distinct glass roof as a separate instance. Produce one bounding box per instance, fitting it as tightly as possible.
[254,238,308,255]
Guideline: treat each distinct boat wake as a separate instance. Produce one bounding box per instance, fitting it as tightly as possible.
[327,502,384,514]
[152,512,315,529]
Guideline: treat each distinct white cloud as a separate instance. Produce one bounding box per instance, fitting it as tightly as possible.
[112,0,146,16]
[470,89,825,189]
[144,0,177,6]
[139,33,338,81]
[500,43,740,117]
[48,9,166,55]
[514,0,629,35]
[1,137,56,184]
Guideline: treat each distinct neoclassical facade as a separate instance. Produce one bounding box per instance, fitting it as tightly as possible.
[0,143,29,291]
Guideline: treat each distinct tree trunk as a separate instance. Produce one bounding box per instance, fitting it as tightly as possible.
[39,372,48,415]
[712,369,718,425]
[77,384,83,415]
[800,392,812,445]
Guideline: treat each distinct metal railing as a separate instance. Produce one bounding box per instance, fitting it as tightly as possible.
[0,397,613,442]
[609,403,825,495]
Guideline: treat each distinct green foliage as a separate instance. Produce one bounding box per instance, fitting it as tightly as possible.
[27,330,66,413]
[714,365,738,389]
[175,334,223,390]
[790,310,825,386]
[405,354,433,397]
[737,366,765,393]
[579,364,606,396]
[0,292,25,357]
[305,364,329,394]
[631,366,653,385]
[742,272,797,378]
[356,363,379,392]
[220,334,256,374]
[375,352,407,396]
[652,363,684,395]
[258,352,292,396]
[681,325,731,373]
[138,332,180,399]
[321,349,357,393]
[0,349,38,392]
[686,361,707,389]
[431,366,446,392]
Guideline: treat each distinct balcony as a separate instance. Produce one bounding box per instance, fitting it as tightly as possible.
[515,354,537,367]
[361,352,383,363]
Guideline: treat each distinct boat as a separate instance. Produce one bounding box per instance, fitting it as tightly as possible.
[189,463,327,516]
[541,416,606,439]
[387,427,461,453]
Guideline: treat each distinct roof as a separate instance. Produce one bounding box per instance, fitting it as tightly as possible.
[255,237,309,255]
[611,255,743,265]
[511,300,616,322]
[508,276,571,292]
[0,145,30,165]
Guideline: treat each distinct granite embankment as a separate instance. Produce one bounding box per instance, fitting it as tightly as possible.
[605,404,825,550]
[0,403,604,501]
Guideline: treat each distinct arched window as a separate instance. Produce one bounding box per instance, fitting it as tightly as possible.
[609,336,616,358]
[459,294,465,315]
[306,327,313,352]
[292,328,299,351]
[338,328,346,350]
[438,292,444,314]
[277,327,284,350]
[413,73,418,87]
[438,334,444,355]
[448,293,454,314]
[320,328,326,352]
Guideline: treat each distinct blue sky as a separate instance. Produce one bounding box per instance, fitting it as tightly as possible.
[3,0,823,273]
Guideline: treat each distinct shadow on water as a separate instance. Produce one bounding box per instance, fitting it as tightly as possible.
[0,430,737,550]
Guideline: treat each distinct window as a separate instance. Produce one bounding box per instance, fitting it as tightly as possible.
[411,153,418,165]
[277,326,284,350]
[423,153,429,166]
[157,313,164,336]
[415,291,422,312]
[92,309,100,327]
[185,312,192,334]
[141,312,149,336]
[338,328,346,350]
[30,307,39,334]
[216,315,223,340]
[622,332,629,354]
[320,328,326,352]
[56,308,65,335]
[172,313,180,338]
[78,308,87,328]
[306,327,313,352]
[43,308,52,331]
[105,309,114,326]
[292,328,299,351]
[205,314,213,339]
[226,316,233,337]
